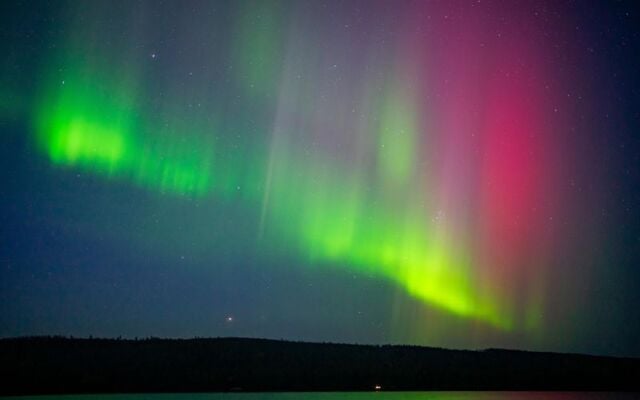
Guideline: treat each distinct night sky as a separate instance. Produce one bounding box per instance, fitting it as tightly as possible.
[1,0,640,357]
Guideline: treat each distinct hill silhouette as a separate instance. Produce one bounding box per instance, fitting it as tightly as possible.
[1,336,639,394]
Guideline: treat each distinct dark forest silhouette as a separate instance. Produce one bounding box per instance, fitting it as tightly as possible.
[1,336,639,394]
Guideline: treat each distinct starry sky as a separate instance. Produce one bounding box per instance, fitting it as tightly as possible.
[1,0,639,357]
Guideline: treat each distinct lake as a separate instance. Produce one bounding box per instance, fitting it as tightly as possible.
[6,393,638,400]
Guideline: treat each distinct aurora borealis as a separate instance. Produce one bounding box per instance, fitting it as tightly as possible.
[2,0,640,357]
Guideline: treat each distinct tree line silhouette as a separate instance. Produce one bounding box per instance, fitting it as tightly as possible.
[1,336,639,394]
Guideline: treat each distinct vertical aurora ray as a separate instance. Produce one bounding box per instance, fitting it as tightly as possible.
[231,0,286,98]
[377,76,418,186]
[21,0,612,345]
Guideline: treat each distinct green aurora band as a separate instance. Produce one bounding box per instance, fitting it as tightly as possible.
[35,65,214,196]
[33,61,510,329]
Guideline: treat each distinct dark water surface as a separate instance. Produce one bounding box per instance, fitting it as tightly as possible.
[8,393,638,400]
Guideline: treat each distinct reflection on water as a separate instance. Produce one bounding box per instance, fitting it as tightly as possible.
[9,393,639,400]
